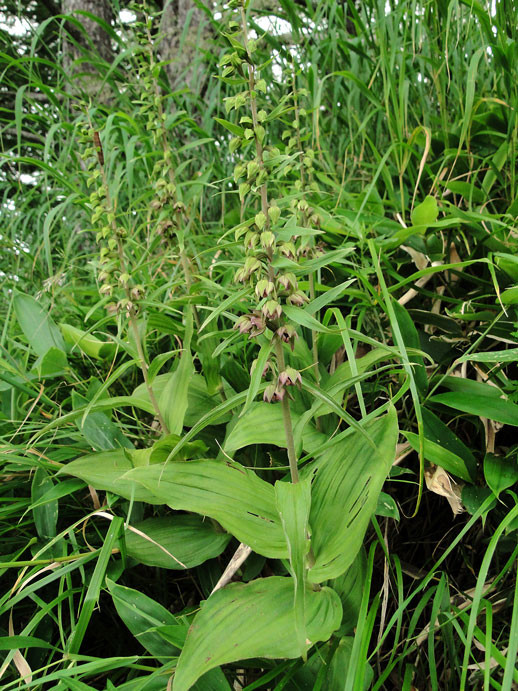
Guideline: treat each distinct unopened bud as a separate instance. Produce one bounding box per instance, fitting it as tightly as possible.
[255,279,275,298]
[268,205,281,224]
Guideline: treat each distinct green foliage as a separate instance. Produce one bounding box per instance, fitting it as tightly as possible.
[1,0,518,689]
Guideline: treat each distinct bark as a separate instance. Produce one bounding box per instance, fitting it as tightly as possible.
[159,0,211,95]
[62,0,114,97]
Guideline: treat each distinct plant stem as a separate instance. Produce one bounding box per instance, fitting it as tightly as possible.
[94,133,170,434]
[274,338,299,484]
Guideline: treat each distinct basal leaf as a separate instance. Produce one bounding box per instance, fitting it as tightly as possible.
[225,402,327,456]
[14,292,66,357]
[59,450,163,504]
[172,577,342,691]
[126,515,231,570]
[126,460,288,558]
[274,477,312,656]
[308,408,398,582]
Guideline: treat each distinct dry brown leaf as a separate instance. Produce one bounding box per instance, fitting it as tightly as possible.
[5,612,32,683]
[424,465,464,515]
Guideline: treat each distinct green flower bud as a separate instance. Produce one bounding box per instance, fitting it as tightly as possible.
[239,182,250,200]
[260,231,275,248]
[247,160,260,179]
[268,205,281,224]
[255,211,266,230]
[254,125,265,144]
[262,299,282,320]
[255,279,275,298]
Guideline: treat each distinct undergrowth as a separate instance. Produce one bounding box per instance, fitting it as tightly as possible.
[1,0,518,689]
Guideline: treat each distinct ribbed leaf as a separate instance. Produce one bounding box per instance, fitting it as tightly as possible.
[308,409,398,582]
[275,477,312,655]
[13,292,66,357]
[172,577,342,691]
[59,450,162,504]
[126,515,231,570]
[60,323,115,360]
[126,460,288,558]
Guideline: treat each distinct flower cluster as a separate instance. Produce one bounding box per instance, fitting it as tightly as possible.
[80,124,142,318]
[221,0,311,402]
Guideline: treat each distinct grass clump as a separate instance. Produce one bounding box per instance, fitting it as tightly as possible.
[0,1,518,689]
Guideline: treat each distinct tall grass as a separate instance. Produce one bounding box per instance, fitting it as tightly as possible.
[1,1,517,689]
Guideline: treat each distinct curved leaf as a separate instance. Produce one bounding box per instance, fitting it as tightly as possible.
[126,515,231,570]
[126,460,288,558]
[172,577,342,691]
[308,408,398,582]
[59,450,163,504]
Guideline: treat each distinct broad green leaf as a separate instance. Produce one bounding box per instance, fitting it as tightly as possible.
[126,460,287,558]
[72,391,134,452]
[404,431,473,482]
[126,515,231,570]
[59,450,163,504]
[107,579,183,658]
[159,345,195,436]
[422,408,477,480]
[308,409,398,582]
[32,346,68,378]
[411,195,438,227]
[375,492,400,520]
[225,402,327,456]
[172,577,342,691]
[430,392,518,426]
[484,453,518,498]
[31,467,57,540]
[13,292,66,357]
[60,323,115,360]
[132,373,228,427]
[275,477,312,655]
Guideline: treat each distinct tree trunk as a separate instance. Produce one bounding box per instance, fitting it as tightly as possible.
[62,0,114,97]
[159,0,211,96]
